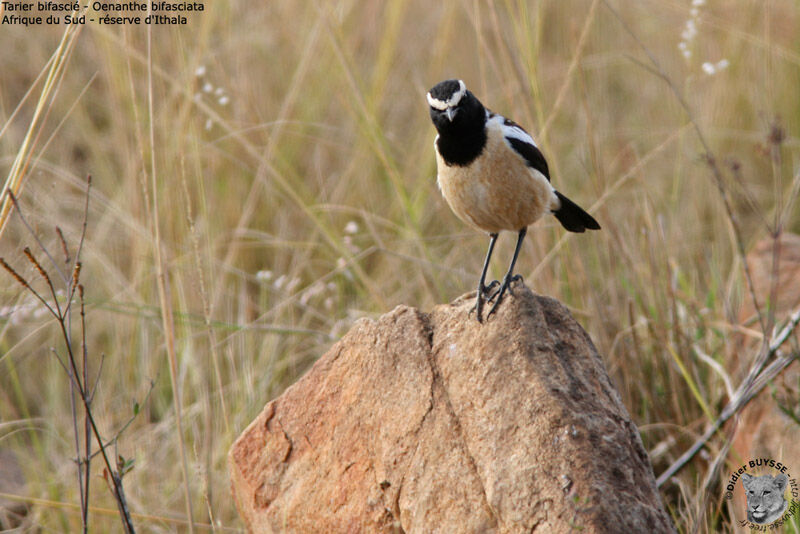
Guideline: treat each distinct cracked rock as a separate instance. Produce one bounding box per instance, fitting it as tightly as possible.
[229,285,675,533]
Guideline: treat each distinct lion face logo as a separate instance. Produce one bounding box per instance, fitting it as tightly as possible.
[741,473,789,524]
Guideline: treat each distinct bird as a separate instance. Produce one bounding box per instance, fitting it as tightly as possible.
[427,79,600,322]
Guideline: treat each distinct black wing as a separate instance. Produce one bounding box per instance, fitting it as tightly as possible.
[497,117,550,181]
[506,137,550,182]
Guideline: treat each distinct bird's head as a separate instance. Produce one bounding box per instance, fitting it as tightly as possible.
[427,79,484,134]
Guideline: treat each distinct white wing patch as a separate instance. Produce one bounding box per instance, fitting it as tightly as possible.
[486,112,539,148]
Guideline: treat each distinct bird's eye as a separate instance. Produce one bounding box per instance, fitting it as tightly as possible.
[764,490,770,494]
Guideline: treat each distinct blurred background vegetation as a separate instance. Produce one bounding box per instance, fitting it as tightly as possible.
[1,0,799,531]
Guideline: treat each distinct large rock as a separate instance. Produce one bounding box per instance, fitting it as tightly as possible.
[229,285,675,533]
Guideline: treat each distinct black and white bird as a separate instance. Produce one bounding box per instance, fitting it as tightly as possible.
[427,79,600,321]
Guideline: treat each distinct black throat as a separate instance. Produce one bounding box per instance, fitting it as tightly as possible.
[436,127,487,167]
[432,92,487,167]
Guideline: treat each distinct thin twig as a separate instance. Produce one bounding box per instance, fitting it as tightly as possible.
[7,191,68,285]
[23,247,62,318]
[2,188,137,533]
[0,257,57,317]
[80,284,91,533]
[64,175,91,317]
[89,380,156,462]
[55,226,71,264]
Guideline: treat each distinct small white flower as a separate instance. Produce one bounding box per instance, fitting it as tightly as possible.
[682,20,697,41]
[691,0,705,6]
[274,274,287,289]
[195,65,206,77]
[682,49,692,59]
[336,258,347,270]
[205,119,213,131]
[214,87,224,96]
[716,58,729,70]
[701,62,716,75]
[690,6,699,17]
[203,82,213,93]
[344,221,359,234]
[256,270,273,282]
[324,297,334,310]
[218,95,230,106]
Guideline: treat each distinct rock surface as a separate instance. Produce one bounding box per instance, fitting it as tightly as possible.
[229,285,675,533]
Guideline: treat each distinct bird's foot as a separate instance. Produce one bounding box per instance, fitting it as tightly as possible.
[486,274,523,318]
[470,292,486,323]
[487,274,523,303]
[482,280,500,295]
[470,280,500,322]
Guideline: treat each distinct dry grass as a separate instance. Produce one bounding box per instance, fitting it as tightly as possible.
[1,0,799,531]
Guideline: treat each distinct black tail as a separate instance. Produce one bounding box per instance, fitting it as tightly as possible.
[553,191,600,233]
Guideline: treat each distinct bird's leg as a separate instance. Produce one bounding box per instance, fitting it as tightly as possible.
[487,227,526,317]
[471,233,498,322]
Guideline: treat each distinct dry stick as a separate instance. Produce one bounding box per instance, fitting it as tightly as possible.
[56,227,71,264]
[0,258,55,316]
[64,175,91,317]
[80,285,91,533]
[23,246,89,531]
[7,192,68,285]
[145,5,195,531]
[656,307,800,487]
[66,177,92,531]
[4,246,85,527]
[57,325,135,534]
[0,262,136,532]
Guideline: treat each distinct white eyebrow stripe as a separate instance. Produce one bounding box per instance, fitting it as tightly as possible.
[427,93,449,110]
[427,80,467,110]
[450,79,466,106]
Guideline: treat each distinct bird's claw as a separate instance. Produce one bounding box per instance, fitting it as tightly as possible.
[482,280,500,294]
[471,293,485,323]
[486,274,523,317]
